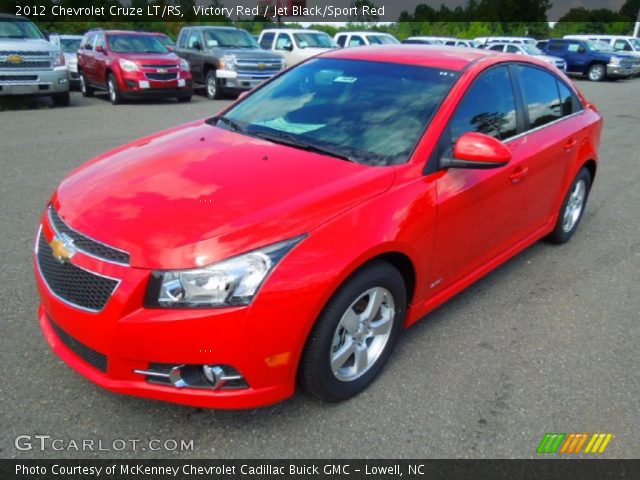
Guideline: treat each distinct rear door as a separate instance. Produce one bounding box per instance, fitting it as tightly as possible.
[93,33,108,87]
[80,32,97,82]
[513,64,585,229]
[431,65,530,292]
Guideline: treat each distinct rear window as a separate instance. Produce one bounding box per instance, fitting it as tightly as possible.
[260,32,275,49]
[547,41,565,52]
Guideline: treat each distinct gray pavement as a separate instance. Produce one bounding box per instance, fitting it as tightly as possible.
[0,81,638,459]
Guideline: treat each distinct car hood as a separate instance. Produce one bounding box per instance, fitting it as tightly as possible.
[115,52,181,64]
[0,38,56,52]
[53,121,394,269]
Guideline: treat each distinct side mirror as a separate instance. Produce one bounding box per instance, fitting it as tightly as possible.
[442,132,511,169]
[193,41,202,51]
[95,45,105,53]
[166,45,175,52]
[578,46,586,54]
[285,43,294,51]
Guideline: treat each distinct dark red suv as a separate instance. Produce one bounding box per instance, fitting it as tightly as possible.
[77,30,193,104]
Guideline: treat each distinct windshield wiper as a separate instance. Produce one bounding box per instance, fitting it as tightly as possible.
[214,116,244,133]
[250,130,356,162]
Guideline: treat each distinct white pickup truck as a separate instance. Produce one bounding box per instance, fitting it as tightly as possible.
[0,14,70,105]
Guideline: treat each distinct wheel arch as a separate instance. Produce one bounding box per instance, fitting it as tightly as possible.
[583,158,597,183]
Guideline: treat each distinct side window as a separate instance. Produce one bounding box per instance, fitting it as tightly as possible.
[260,32,274,49]
[187,31,202,50]
[506,44,520,53]
[489,44,504,52]
[94,34,105,52]
[567,42,582,53]
[547,41,564,52]
[445,40,456,46]
[83,33,96,50]
[336,35,346,47]
[275,33,292,50]
[557,80,584,116]
[177,29,190,49]
[614,40,632,51]
[449,66,518,142]
[516,65,562,128]
[348,36,365,47]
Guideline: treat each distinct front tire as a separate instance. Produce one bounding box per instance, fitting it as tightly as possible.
[587,64,605,82]
[546,167,592,244]
[107,74,122,105]
[300,261,406,402]
[79,71,93,97]
[205,70,222,100]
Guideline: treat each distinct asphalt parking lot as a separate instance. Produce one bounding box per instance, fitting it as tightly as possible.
[1,80,639,459]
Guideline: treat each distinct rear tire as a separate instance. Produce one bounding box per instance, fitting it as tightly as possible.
[300,261,406,402]
[51,92,70,107]
[546,167,592,244]
[79,71,93,97]
[107,74,122,105]
[587,64,605,82]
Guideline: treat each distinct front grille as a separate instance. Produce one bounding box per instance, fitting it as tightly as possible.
[0,61,51,69]
[49,207,130,265]
[2,50,51,56]
[0,75,38,81]
[48,315,108,372]
[145,72,178,81]
[141,64,178,69]
[37,232,119,312]
[236,60,283,74]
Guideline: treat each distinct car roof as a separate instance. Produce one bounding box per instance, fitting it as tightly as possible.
[189,26,242,31]
[322,45,497,71]
[96,30,160,36]
[263,29,322,34]
[337,31,393,36]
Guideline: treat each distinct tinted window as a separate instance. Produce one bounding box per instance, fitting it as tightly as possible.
[516,65,562,128]
[450,66,517,141]
[260,32,275,49]
[223,58,459,166]
[506,44,520,53]
[489,44,504,52]
[336,35,346,47]
[547,41,564,52]
[187,31,201,49]
[557,80,583,116]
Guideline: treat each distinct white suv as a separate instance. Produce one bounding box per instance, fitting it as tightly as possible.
[258,29,337,66]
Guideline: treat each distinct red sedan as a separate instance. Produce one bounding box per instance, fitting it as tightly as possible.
[77,29,193,104]
[34,46,602,408]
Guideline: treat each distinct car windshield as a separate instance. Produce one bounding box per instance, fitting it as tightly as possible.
[630,38,640,50]
[585,40,612,52]
[0,19,43,39]
[203,29,258,48]
[522,44,542,55]
[293,32,336,49]
[219,58,459,166]
[108,34,168,53]
[60,38,82,53]
[155,35,174,47]
[367,35,399,45]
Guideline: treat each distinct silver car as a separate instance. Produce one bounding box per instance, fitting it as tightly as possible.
[487,42,567,71]
[49,34,83,89]
[0,14,70,105]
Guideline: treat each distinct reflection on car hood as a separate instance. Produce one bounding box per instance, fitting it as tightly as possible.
[53,121,395,269]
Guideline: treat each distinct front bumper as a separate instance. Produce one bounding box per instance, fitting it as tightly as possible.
[119,70,193,97]
[216,69,277,91]
[0,67,69,96]
[34,216,300,409]
[606,65,635,78]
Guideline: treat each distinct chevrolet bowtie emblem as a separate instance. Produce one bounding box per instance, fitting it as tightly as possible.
[157,68,168,73]
[258,63,266,70]
[49,233,77,264]
[7,54,24,64]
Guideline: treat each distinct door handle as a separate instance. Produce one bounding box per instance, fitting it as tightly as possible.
[564,138,578,152]
[509,166,529,184]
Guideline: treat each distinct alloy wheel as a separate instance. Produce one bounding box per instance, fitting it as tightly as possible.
[562,179,586,233]
[330,287,395,382]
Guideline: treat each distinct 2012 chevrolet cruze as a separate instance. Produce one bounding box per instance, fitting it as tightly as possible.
[34,46,602,408]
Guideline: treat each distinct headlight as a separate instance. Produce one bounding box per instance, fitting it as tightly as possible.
[180,58,190,71]
[119,59,139,72]
[609,56,620,66]
[146,235,306,308]
[51,51,65,67]
[220,54,237,71]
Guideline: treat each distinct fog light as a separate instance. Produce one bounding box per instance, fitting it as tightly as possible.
[58,78,67,84]
[134,363,247,390]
